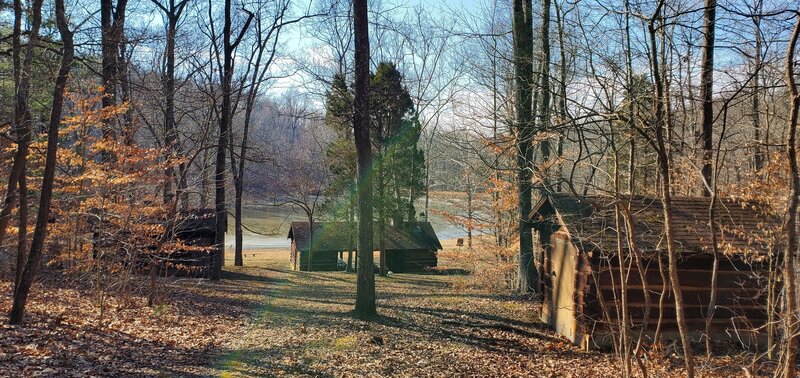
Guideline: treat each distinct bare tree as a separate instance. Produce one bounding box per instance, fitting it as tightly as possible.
[645,2,695,374]
[229,0,325,267]
[151,0,189,207]
[780,12,800,378]
[211,0,253,280]
[9,0,74,325]
[268,131,330,269]
[699,0,716,196]
[537,0,552,185]
[100,0,128,140]
[0,0,43,288]
[230,1,290,267]
[513,0,538,294]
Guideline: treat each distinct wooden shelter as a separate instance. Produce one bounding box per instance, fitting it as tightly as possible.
[530,193,782,349]
[287,221,442,272]
[90,208,220,278]
[167,209,219,277]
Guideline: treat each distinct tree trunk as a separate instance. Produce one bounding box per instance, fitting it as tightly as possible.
[491,35,502,248]
[101,0,118,111]
[11,0,41,278]
[424,161,430,221]
[99,0,127,159]
[624,0,636,195]
[467,178,473,249]
[212,0,234,280]
[699,0,716,196]
[407,144,417,223]
[118,19,134,145]
[704,188,720,356]
[752,6,764,172]
[230,3,267,268]
[234,181,244,266]
[623,205,651,376]
[658,155,695,377]
[229,119,245,267]
[513,0,538,294]
[378,164,387,276]
[353,0,376,319]
[615,202,631,377]
[200,149,210,208]
[347,204,354,272]
[160,0,185,205]
[537,0,552,183]
[308,218,314,270]
[780,16,800,378]
[9,0,72,325]
[554,0,568,192]
[0,0,42,256]
[611,131,631,377]
[649,8,695,375]
[16,174,27,288]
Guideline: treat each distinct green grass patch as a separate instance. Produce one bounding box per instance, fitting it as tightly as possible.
[332,336,357,351]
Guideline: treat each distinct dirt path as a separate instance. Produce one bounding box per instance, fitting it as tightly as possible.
[210,254,618,377]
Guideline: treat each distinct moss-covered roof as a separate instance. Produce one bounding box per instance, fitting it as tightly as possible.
[288,221,442,253]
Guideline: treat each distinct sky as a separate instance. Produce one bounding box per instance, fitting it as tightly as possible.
[266,0,489,100]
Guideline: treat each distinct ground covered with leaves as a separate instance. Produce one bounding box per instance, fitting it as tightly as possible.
[210,252,754,377]
[0,265,273,377]
[0,250,775,377]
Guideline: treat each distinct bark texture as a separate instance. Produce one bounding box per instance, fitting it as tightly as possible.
[353,0,377,318]
[513,0,538,294]
[9,0,73,325]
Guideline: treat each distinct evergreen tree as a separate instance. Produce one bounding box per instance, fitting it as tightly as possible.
[323,62,427,275]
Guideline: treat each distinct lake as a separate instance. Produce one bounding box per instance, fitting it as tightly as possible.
[225,204,469,250]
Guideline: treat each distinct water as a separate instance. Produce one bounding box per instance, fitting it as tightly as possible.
[224,206,469,250]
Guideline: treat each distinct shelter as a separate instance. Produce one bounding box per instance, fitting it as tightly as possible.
[91,208,220,278]
[161,209,219,277]
[287,221,442,272]
[530,193,782,349]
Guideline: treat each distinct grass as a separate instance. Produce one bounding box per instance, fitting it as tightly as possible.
[210,250,618,377]
[209,248,760,377]
[0,244,767,376]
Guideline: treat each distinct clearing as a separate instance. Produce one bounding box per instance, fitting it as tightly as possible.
[1,249,755,377]
[211,251,618,377]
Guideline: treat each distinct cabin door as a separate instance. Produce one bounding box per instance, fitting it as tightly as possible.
[387,251,404,273]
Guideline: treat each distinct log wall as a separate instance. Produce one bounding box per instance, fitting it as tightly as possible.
[387,250,437,273]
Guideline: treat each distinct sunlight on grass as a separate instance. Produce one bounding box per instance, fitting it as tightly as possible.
[303,339,330,350]
[437,296,464,306]
[332,336,357,350]
[214,253,289,376]
[218,362,240,378]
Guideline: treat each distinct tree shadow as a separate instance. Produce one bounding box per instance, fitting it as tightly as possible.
[1,313,220,377]
[221,269,289,284]
[215,345,335,377]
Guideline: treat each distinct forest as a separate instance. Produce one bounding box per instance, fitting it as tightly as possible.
[1,0,799,376]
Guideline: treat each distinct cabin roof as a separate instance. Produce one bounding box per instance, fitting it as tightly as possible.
[174,209,216,238]
[530,193,783,257]
[287,221,442,252]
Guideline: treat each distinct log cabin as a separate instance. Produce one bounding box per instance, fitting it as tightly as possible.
[288,221,442,272]
[89,208,220,277]
[168,208,219,277]
[530,193,783,350]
